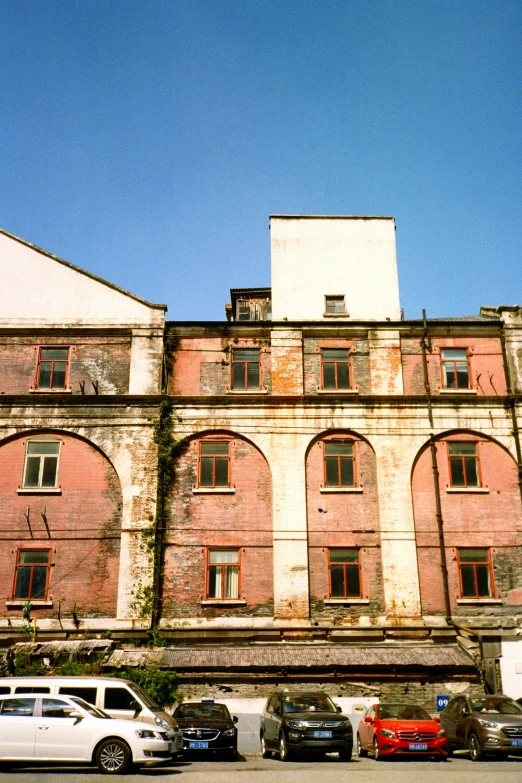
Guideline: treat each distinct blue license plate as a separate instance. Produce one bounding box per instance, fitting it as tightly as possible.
[189,741,209,749]
[511,739,522,747]
[409,743,428,751]
[314,731,332,738]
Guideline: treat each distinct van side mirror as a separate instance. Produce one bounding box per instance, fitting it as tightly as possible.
[130,700,142,716]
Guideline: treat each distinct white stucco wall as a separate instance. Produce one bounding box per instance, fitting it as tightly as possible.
[270,216,401,322]
[500,640,522,698]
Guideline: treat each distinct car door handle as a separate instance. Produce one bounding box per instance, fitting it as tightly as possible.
[38,726,49,730]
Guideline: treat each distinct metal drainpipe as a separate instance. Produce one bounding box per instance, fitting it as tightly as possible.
[151,467,166,632]
[420,310,452,620]
[500,326,522,507]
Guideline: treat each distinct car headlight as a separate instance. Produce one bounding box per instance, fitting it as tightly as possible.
[155,717,170,729]
[478,719,499,729]
[437,729,446,738]
[380,728,396,739]
[287,720,305,729]
[136,729,163,740]
[222,728,236,737]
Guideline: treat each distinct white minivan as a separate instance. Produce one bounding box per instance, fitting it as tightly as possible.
[0,692,173,774]
[0,677,180,744]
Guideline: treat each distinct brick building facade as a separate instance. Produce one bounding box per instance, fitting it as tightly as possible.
[1,217,522,707]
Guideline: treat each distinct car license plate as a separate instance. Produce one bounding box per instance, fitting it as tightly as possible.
[189,741,209,749]
[409,743,428,751]
[511,739,522,747]
[314,731,332,738]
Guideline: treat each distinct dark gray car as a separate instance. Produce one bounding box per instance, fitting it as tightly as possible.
[440,694,522,761]
[260,690,353,761]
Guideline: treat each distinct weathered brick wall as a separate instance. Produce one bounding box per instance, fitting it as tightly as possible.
[0,335,131,395]
[0,432,122,619]
[163,434,273,616]
[401,335,507,396]
[306,434,385,618]
[303,337,371,394]
[169,335,271,395]
[412,433,522,615]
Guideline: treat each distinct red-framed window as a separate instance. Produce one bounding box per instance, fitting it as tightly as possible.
[12,550,52,600]
[441,348,470,389]
[198,441,230,487]
[22,438,61,488]
[457,548,494,598]
[325,295,346,314]
[328,549,362,598]
[321,348,351,390]
[207,550,240,599]
[323,440,357,487]
[231,348,260,390]
[448,442,481,487]
[35,347,69,390]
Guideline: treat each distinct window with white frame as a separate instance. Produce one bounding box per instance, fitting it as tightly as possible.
[22,439,61,488]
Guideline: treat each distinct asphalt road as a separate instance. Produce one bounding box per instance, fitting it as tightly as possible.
[1,754,522,783]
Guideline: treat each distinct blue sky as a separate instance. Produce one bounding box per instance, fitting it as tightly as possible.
[1,1,520,320]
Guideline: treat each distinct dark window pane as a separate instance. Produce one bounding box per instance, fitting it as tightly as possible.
[325,457,340,486]
[449,443,476,455]
[330,565,345,596]
[14,567,31,598]
[41,457,58,487]
[104,688,135,710]
[0,698,35,715]
[24,456,41,487]
[346,566,361,597]
[323,364,336,389]
[15,686,50,694]
[459,549,488,562]
[464,457,479,486]
[450,458,465,486]
[441,349,467,361]
[42,699,73,718]
[340,457,355,486]
[325,442,353,455]
[476,565,491,596]
[28,441,60,455]
[232,363,246,389]
[234,350,259,361]
[456,363,469,388]
[214,458,229,486]
[200,458,214,486]
[460,565,476,596]
[200,442,228,455]
[323,350,349,361]
[247,362,259,389]
[31,567,47,599]
[443,365,456,388]
[41,348,69,360]
[59,686,97,705]
[19,551,49,564]
[330,549,359,563]
[208,565,221,598]
[224,566,239,598]
[37,363,52,388]
[51,362,67,388]
[337,363,350,389]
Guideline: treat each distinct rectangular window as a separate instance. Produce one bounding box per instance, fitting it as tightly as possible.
[207,550,240,599]
[458,549,493,598]
[36,347,69,389]
[329,549,361,598]
[324,441,356,487]
[13,550,51,600]
[448,442,480,487]
[441,348,470,389]
[321,348,351,389]
[23,439,60,488]
[198,441,230,487]
[231,348,260,390]
[325,295,346,314]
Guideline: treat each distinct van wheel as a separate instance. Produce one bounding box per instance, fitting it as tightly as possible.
[96,739,131,774]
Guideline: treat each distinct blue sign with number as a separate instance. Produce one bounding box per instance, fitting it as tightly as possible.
[436,695,450,711]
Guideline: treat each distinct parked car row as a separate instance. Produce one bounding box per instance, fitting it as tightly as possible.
[1,676,522,773]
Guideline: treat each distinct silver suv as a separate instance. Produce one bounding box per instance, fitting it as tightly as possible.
[440,694,522,761]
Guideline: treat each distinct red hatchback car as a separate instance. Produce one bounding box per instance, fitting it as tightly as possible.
[357,703,449,761]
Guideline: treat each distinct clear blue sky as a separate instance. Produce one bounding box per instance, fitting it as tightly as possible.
[1,1,520,320]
